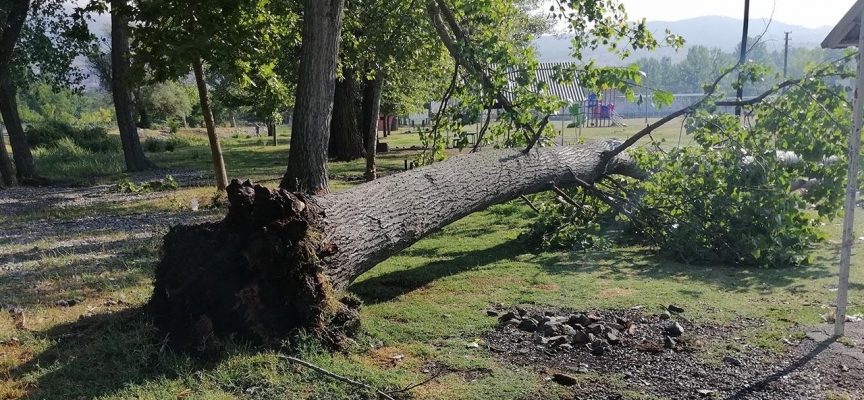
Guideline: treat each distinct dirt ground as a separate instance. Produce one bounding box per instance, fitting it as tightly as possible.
[483,306,864,400]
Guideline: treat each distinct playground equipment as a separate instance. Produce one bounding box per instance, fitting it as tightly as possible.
[580,90,626,128]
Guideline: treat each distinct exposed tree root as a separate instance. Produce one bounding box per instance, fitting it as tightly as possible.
[148,179,360,354]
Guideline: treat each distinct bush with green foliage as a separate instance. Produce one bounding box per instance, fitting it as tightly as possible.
[32,138,125,182]
[116,175,179,193]
[141,134,208,153]
[26,120,121,153]
[525,60,852,268]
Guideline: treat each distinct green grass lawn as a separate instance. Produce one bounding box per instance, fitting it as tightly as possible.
[1,118,862,399]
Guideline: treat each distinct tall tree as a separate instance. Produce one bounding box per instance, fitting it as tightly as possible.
[0,81,35,181]
[328,68,364,161]
[0,0,32,184]
[192,57,228,190]
[0,0,30,84]
[110,0,153,172]
[2,0,95,183]
[280,0,346,194]
[0,122,15,186]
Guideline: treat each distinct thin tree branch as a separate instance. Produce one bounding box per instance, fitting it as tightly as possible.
[277,355,396,400]
[385,368,450,395]
[520,194,540,213]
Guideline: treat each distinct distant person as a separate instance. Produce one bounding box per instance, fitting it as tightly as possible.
[254,123,261,137]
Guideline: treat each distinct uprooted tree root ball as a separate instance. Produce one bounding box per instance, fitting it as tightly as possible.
[148,179,360,354]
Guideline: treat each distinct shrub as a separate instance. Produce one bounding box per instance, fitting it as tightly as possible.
[116,175,179,193]
[165,134,207,150]
[143,137,167,153]
[26,120,121,153]
[32,138,125,182]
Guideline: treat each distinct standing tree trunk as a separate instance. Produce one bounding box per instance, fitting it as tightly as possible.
[228,109,237,128]
[328,69,364,161]
[149,141,640,352]
[192,57,229,191]
[0,0,30,85]
[0,123,16,187]
[268,117,277,146]
[111,0,154,172]
[0,81,36,182]
[137,106,151,129]
[361,73,383,181]
[280,0,346,194]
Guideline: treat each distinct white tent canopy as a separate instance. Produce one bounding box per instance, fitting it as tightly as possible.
[822,0,864,336]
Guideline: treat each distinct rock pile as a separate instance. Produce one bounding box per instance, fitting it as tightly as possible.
[490,306,688,356]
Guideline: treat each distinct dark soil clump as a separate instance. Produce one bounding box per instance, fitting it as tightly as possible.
[483,305,864,399]
[148,179,359,354]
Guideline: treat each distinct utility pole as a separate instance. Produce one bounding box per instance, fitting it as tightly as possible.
[783,32,791,77]
[736,0,750,117]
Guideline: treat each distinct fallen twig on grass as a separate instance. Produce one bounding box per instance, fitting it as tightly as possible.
[277,355,395,400]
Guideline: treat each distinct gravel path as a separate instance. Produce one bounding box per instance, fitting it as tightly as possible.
[0,173,220,276]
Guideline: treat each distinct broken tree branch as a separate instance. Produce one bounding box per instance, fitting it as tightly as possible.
[277,355,396,400]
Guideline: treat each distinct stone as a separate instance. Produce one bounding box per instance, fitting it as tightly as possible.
[503,318,521,327]
[486,310,500,317]
[605,330,620,345]
[466,342,480,349]
[722,356,742,367]
[665,322,685,337]
[668,304,685,314]
[586,323,605,335]
[659,310,671,320]
[548,336,569,347]
[540,322,561,336]
[664,336,676,349]
[498,311,517,322]
[517,308,528,317]
[569,314,591,327]
[558,344,573,351]
[573,331,592,344]
[576,366,589,374]
[561,324,578,336]
[552,373,578,386]
[518,318,539,332]
[607,322,626,331]
[590,344,606,356]
[533,333,549,345]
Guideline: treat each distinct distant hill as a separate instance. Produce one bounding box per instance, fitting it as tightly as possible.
[533,16,834,65]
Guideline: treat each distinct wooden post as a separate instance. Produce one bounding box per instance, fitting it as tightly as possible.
[834,8,864,337]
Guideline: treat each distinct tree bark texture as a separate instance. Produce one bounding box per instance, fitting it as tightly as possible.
[0,123,16,187]
[149,141,639,352]
[0,81,35,182]
[328,70,364,161]
[0,0,29,85]
[110,1,154,172]
[228,109,237,128]
[192,57,229,191]
[361,74,383,181]
[280,0,346,194]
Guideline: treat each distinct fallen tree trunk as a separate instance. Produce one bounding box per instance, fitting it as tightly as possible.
[149,141,641,352]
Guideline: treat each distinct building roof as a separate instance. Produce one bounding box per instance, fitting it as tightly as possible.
[822,0,864,49]
[503,62,585,104]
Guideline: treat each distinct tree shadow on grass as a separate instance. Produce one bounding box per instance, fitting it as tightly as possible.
[535,247,838,294]
[11,307,173,400]
[349,240,526,304]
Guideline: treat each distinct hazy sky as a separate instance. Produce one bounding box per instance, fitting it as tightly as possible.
[618,0,856,29]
